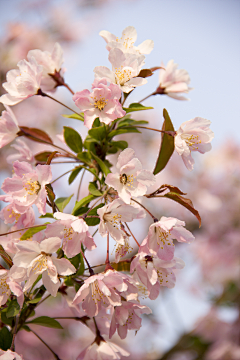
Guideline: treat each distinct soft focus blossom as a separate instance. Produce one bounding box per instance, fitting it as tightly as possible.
[0,106,19,148]
[13,237,76,296]
[100,26,154,55]
[175,117,214,170]
[45,212,96,258]
[27,42,64,92]
[0,195,35,227]
[1,161,52,214]
[0,349,24,360]
[73,78,125,129]
[146,216,194,260]
[94,48,146,93]
[7,138,35,165]
[109,300,152,339]
[106,148,156,204]
[77,339,130,360]
[158,60,192,100]
[0,57,42,105]
[98,198,144,245]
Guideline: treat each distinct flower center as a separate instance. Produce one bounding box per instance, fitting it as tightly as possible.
[32,254,48,274]
[116,35,134,50]
[104,212,122,227]
[93,95,108,111]
[115,67,132,85]
[181,134,202,150]
[63,227,74,243]
[156,227,173,248]
[90,280,107,305]
[120,173,135,188]
[24,179,41,195]
[7,208,21,221]
[0,273,10,296]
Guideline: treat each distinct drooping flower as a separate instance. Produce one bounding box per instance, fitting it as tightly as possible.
[100,26,154,55]
[146,216,195,261]
[94,48,147,93]
[97,198,144,245]
[13,237,76,296]
[157,60,192,100]
[73,269,138,317]
[45,212,96,258]
[7,138,35,165]
[175,117,214,170]
[0,57,42,106]
[73,78,125,129]
[1,160,52,214]
[109,300,152,339]
[77,338,130,360]
[0,266,26,307]
[105,148,156,204]
[27,42,65,92]
[0,106,19,148]
[0,349,24,360]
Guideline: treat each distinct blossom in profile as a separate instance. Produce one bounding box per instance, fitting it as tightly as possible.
[146,216,195,260]
[27,42,65,92]
[0,57,42,106]
[45,212,96,258]
[13,237,76,296]
[7,138,35,165]
[94,48,147,93]
[100,26,154,55]
[73,78,125,129]
[106,148,156,204]
[157,60,192,100]
[77,338,130,360]
[0,349,24,360]
[1,161,52,214]
[0,106,19,148]
[175,117,214,170]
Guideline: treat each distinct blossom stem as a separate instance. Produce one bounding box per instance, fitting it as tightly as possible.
[10,315,19,351]
[0,224,48,237]
[105,232,110,266]
[54,316,90,325]
[134,125,176,136]
[124,223,140,247]
[82,190,108,219]
[30,329,62,360]
[131,198,158,222]
[63,83,75,95]
[138,91,157,103]
[81,250,94,276]
[51,168,78,184]
[37,89,79,115]
[77,169,85,201]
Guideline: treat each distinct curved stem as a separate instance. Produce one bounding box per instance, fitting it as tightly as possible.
[134,126,176,136]
[0,224,48,237]
[77,169,85,201]
[131,198,158,222]
[124,223,140,247]
[51,168,76,184]
[138,91,157,103]
[30,329,62,360]
[63,83,75,95]
[81,250,94,276]
[38,90,79,115]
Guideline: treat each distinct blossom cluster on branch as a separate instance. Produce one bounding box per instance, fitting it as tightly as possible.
[0,25,214,360]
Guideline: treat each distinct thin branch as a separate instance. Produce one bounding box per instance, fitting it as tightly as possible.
[0,224,47,237]
[138,91,157,103]
[105,232,110,266]
[10,315,19,351]
[38,89,79,115]
[81,250,94,276]
[124,222,140,247]
[30,329,62,360]
[131,198,158,222]
[50,168,75,184]
[63,83,75,95]
[77,169,85,201]
[134,126,176,136]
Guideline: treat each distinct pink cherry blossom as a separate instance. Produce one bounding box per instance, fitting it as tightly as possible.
[109,300,151,339]
[98,198,144,245]
[114,237,133,263]
[105,148,156,204]
[0,266,26,307]
[77,339,129,360]
[0,106,19,148]
[100,26,154,55]
[73,269,138,317]
[158,60,192,100]
[13,237,76,296]
[45,212,96,258]
[0,349,24,360]
[27,42,65,92]
[73,78,126,129]
[0,57,42,106]
[7,138,35,165]
[0,195,35,227]
[146,216,195,261]
[1,160,52,215]
[175,117,214,170]
[94,48,147,93]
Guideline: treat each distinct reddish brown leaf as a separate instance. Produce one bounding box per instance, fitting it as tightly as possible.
[19,126,53,144]
[138,69,153,78]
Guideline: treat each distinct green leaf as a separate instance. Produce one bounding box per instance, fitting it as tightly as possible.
[22,325,31,332]
[45,183,55,203]
[62,113,84,121]
[40,213,54,219]
[153,108,175,175]
[85,203,104,226]
[55,194,73,212]
[20,225,47,240]
[77,151,92,165]
[6,299,20,318]
[83,135,98,152]
[0,311,13,326]
[63,126,83,153]
[88,125,107,141]
[0,327,12,350]
[35,151,53,162]
[91,152,110,176]
[76,252,85,276]
[27,316,63,329]
[68,253,81,269]
[117,119,148,128]
[72,195,96,216]
[88,182,102,196]
[123,103,153,113]
[92,118,101,127]
[112,260,131,272]
[27,292,43,304]
[108,127,140,139]
[68,167,82,185]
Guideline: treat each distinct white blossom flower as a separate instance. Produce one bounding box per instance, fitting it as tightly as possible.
[175,117,214,170]
[77,339,130,360]
[7,138,35,165]
[0,349,24,360]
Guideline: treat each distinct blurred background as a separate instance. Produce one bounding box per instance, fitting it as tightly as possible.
[0,0,239,359]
